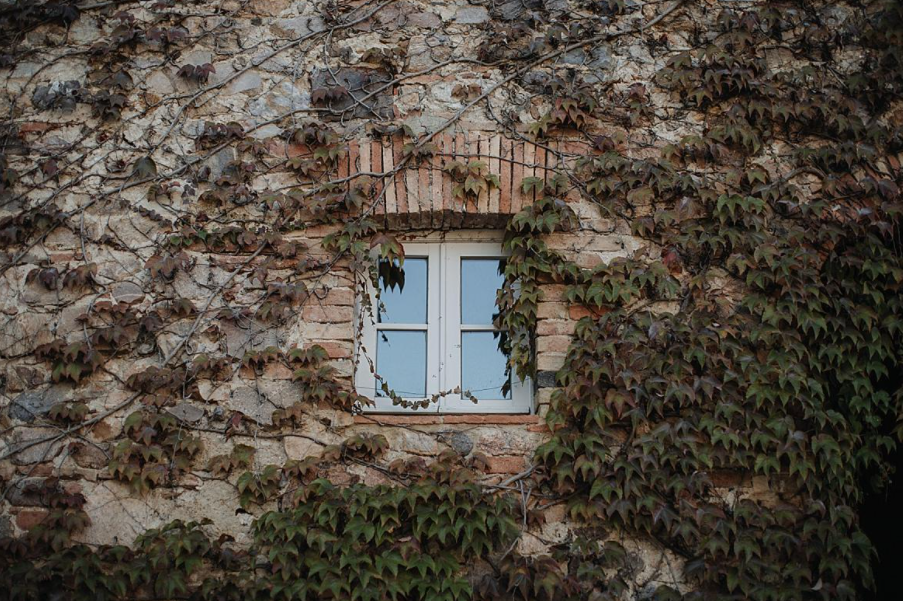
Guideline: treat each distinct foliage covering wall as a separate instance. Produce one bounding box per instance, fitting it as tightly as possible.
[1,0,902,599]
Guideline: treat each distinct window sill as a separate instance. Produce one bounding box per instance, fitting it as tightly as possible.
[353,414,545,427]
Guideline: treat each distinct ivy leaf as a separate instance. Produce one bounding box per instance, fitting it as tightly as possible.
[521,176,545,195]
[134,156,157,179]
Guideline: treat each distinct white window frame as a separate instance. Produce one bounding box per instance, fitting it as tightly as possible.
[356,241,533,414]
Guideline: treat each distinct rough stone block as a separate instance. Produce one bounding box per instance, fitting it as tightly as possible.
[454,6,489,24]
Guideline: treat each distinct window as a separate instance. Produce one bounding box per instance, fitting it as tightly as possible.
[356,241,533,413]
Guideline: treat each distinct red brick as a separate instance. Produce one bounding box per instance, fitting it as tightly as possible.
[536,319,575,336]
[476,134,490,220]
[303,306,353,323]
[537,302,568,320]
[301,323,354,341]
[393,135,408,215]
[537,353,565,372]
[417,157,430,228]
[243,362,292,380]
[488,135,502,215]
[15,509,48,531]
[511,141,525,213]
[523,142,536,206]
[371,140,385,219]
[337,143,350,181]
[286,142,312,158]
[430,138,445,229]
[18,122,52,134]
[485,456,527,474]
[349,140,360,178]
[536,335,572,354]
[322,287,354,306]
[534,144,547,188]
[568,305,608,320]
[452,133,467,227]
[358,137,371,174]
[441,134,455,228]
[542,284,569,302]
[383,140,398,216]
[499,136,513,215]
[315,340,353,359]
[277,133,579,232]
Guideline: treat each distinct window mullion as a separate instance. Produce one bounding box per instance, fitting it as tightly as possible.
[445,244,463,410]
[429,244,442,411]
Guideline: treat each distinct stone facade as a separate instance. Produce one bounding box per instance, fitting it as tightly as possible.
[0,0,726,590]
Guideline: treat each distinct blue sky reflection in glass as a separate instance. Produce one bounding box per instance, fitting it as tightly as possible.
[378,257,427,324]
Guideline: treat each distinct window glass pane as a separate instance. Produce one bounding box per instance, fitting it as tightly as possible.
[376,330,427,398]
[461,258,505,325]
[379,257,427,324]
[461,331,511,400]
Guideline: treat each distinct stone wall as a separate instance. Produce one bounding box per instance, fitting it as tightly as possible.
[0,0,828,594]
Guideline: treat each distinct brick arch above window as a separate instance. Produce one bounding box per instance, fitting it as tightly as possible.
[327,132,578,230]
